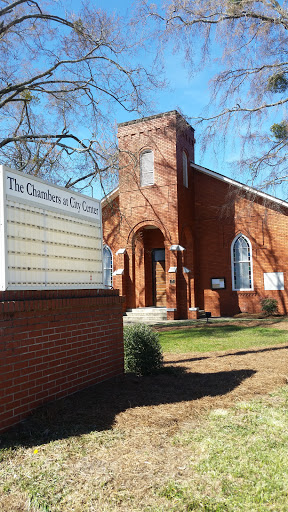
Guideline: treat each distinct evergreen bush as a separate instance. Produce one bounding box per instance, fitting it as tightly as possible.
[260,297,278,316]
[124,323,163,376]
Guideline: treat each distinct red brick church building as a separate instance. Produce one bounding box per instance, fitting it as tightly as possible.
[102,110,288,319]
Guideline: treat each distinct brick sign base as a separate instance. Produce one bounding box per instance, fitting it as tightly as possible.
[0,289,124,433]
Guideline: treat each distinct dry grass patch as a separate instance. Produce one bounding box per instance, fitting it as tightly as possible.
[1,322,288,511]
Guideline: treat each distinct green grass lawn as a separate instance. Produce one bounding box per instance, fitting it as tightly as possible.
[159,387,288,511]
[158,323,288,353]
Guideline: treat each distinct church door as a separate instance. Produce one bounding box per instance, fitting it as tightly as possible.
[152,249,166,307]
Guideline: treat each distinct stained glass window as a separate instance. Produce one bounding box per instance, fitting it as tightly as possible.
[103,245,113,288]
[232,235,253,290]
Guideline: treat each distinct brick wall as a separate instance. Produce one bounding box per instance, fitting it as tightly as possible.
[191,171,288,316]
[0,289,124,433]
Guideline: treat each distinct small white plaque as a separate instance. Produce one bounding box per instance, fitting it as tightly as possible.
[264,272,284,291]
[211,278,225,289]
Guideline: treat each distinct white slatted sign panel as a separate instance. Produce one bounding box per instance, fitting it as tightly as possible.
[0,166,103,290]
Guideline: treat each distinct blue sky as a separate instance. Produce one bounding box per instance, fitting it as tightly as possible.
[65,0,259,198]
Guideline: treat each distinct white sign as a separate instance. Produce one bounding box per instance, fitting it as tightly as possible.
[264,272,284,291]
[0,165,104,290]
[4,168,100,221]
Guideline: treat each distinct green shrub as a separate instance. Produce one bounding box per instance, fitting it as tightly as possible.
[260,297,278,316]
[124,323,163,375]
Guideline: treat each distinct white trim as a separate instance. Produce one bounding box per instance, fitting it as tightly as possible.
[231,234,254,291]
[191,163,288,209]
[167,308,177,311]
[0,169,7,290]
[103,244,113,287]
[101,186,119,205]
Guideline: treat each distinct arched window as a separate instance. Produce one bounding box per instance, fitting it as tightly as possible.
[140,149,154,187]
[183,151,188,188]
[231,234,253,291]
[103,245,113,288]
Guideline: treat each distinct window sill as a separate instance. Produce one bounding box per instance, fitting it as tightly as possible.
[235,291,257,296]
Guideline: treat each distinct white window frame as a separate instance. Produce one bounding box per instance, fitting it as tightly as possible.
[103,245,113,288]
[231,234,254,291]
[183,151,188,188]
[140,149,154,187]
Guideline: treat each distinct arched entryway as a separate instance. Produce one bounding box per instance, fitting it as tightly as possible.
[131,224,166,308]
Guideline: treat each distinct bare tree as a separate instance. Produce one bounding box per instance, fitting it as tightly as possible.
[141,0,288,196]
[0,0,159,193]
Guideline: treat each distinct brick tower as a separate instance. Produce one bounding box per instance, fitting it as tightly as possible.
[102,110,197,320]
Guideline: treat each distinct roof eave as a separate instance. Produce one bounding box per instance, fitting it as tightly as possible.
[101,186,119,205]
[190,163,288,209]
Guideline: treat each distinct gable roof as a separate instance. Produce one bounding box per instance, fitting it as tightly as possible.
[191,162,288,210]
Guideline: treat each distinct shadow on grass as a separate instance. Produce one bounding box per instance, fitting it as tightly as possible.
[158,324,288,340]
[218,343,288,358]
[154,318,286,330]
[165,343,288,365]
[164,355,210,364]
[0,367,256,449]
[159,325,246,339]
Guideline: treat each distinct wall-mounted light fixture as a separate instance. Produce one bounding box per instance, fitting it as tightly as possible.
[112,269,124,276]
[169,244,185,251]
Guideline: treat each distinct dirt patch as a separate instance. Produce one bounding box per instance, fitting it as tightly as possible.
[4,339,288,443]
[1,339,288,512]
[114,342,288,430]
[269,321,288,330]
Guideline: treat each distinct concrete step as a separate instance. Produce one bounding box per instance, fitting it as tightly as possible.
[123,307,167,325]
[125,307,167,316]
[123,318,167,325]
